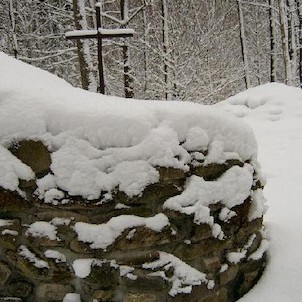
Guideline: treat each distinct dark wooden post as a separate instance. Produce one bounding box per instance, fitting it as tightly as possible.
[66,4,134,95]
[121,0,134,98]
[96,4,105,94]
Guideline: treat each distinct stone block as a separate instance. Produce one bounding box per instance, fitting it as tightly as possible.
[70,239,94,254]
[191,224,213,242]
[122,269,167,292]
[166,283,213,302]
[203,287,228,302]
[237,270,260,297]
[93,289,114,301]
[157,167,186,183]
[174,239,232,261]
[87,263,118,290]
[9,140,51,177]
[220,265,239,286]
[203,256,221,272]
[123,293,158,302]
[6,250,50,281]
[113,226,173,252]
[8,281,33,298]
[0,189,30,213]
[36,283,73,302]
[0,262,12,285]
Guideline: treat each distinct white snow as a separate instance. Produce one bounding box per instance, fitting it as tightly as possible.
[0,219,13,227]
[25,221,59,241]
[44,250,66,263]
[2,229,18,236]
[62,293,82,302]
[72,259,98,278]
[65,30,98,38]
[74,213,169,250]
[163,164,254,239]
[0,52,256,200]
[72,258,135,280]
[216,82,302,302]
[1,54,302,301]
[18,245,49,269]
[143,251,214,296]
[50,217,71,226]
[0,145,34,193]
[119,265,137,280]
[98,28,135,36]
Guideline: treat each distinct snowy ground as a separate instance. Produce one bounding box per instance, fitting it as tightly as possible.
[218,84,302,301]
[1,51,302,301]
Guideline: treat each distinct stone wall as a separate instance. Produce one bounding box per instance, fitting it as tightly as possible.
[0,141,267,302]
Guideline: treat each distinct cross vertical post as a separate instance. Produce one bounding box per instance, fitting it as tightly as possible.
[66,4,134,95]
[96,4,105,94]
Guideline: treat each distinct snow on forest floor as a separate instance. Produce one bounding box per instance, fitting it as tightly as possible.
[1,51,302,301]
[218,84,302,301]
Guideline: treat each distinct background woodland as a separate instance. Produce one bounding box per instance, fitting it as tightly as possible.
[1,0,302,103]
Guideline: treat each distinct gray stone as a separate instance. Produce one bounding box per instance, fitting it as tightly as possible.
[93,290,114,301]
[0,262,12,285]
[220,265,239,286]
[123,293,158,302]
[8,281,33,298]
[36,283,73,302]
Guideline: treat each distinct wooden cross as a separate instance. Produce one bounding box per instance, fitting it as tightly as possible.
[65,4,134,94]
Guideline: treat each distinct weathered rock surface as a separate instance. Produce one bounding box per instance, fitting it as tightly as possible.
[0,141,267,302]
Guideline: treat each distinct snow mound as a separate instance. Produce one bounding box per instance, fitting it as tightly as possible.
[0,52,257,200]
[217,82,302,122]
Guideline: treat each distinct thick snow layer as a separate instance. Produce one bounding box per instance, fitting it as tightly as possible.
[217,83,302,302]
[74,213,169,250]
[0,52,256,200]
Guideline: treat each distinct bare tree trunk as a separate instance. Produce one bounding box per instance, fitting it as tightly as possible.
[72,0,97,92]
[237,0,251,89]
[296,0,302,86]
[9,0,18,58]
[269,0,277,82]
[121,0,134,98]
[288,0,298,82]
[142,3,148,95]
[279,0,293,84]
[161,0,172,100]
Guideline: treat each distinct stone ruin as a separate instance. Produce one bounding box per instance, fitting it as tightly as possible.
[0,139,267,302]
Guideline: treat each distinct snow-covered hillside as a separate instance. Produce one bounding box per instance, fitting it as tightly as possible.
[218,83,302,301]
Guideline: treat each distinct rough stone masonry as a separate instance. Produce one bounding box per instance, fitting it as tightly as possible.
[0,140,267,302]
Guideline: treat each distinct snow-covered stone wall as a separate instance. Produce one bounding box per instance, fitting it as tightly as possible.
[0,53,268,302]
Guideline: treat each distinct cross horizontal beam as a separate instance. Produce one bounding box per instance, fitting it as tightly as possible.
[65,28,134,40]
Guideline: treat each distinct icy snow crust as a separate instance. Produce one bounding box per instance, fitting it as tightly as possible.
[0,52,257,200]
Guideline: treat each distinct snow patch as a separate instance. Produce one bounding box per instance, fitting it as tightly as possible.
[74,214,169,250]
[164,164,253,238]
[143,252,214,296]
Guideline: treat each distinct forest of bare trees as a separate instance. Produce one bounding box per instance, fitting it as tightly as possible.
[1,0,302,103]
